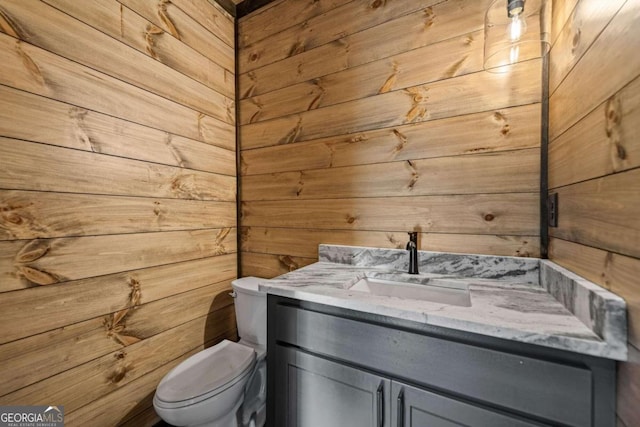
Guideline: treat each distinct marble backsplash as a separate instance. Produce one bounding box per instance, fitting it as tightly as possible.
[540,261,627,355]
[319,244,540,284]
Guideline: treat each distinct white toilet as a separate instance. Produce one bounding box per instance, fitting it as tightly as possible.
[153,277,267,427]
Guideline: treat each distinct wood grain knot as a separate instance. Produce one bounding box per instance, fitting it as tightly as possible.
[3,212,23,225]
[144,24,164,60]
[386,234,401,248]
[307,79,326,110]
[279,118,303,145]
[15,239,63,286]
[158,0,180,39]
[379,62,399,94]
[346,215,357,224]
[392,129,408,153]
[249,52,259,62]
[501,124,510,135]
[370,0,387,9]
[484,214,495,222]
[17,266,59,286]
[153,201,162,216]
[108,365,129,384]
[423,7,435,28]
[289,40,306,56]
[15,41,46,87]
[0,7,23,38]
[16,239,50,262]
[406,160,419,190]
[445,57,467,78]
[604,95,622,158]
[571,27,581,51]
[278,255,299,272]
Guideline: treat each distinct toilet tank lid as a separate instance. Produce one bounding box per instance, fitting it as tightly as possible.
[232,276,267,296]
[155,340,256,403]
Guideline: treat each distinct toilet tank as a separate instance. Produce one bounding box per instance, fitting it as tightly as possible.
[231,277,267,347]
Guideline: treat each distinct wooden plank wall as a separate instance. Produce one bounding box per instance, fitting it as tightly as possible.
[547,0,640,425]
[0,0,236,425]
[238,0,542,277]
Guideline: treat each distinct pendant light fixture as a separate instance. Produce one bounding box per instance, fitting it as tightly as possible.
[483,0,551,72]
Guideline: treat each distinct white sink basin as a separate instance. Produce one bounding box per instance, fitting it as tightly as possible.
[349,277,471,307]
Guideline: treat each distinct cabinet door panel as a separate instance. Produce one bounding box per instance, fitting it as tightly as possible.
[391,381,549,427]
[275,345,391,427]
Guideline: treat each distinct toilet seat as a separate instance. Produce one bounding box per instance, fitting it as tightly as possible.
[155,340,256,409]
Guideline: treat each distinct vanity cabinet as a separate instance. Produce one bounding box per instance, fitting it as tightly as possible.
[390,381,544,427]
[267,296,617,427]
[274,345,390,427]
[274,345,542,427]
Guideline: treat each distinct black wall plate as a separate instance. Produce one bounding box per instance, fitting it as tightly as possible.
[548,193,558,228]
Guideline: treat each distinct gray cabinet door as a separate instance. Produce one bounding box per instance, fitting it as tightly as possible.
[275,345,391,427]
[391,381,549,427]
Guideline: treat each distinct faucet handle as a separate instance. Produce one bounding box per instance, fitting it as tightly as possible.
[407,231,418,243]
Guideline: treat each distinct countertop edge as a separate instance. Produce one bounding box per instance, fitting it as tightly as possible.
[261,283,628,361]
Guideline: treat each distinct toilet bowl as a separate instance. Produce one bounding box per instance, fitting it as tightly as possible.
[153,277,267,427]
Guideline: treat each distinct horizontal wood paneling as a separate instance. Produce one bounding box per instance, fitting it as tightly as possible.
[241,227,540,259]
[0,254,236,344]
[550,169,640,259]
[238,0,352,48]
[0,191,235,240]
[241,60,541,149]
[3,306,236,412]
[0,2,235,421]
[117,0,234,71]
[171,0,234,47]
[241,251,316,279]
[66,326,237,426]
[239,0,492,98]
[549,0,640,141]
[0,228,236,291]
[242,104,541,175]
[0,279,234,395]
[0,85,235,157]
[549,74,640,189]
[240,29,484,124]
[42,0,234,97]
[239,0,437,73]
[0,32,233,146]
[67,347,193,426]
[548,0,626,95]
[243,149,539,201]
[118,405,160,427]
[242,194,539,234]
[239,0,541,277]
[0,0,234,125]
[0,138,235,201]
[551,0,578,44]
[2,105,233,175]
[548,2,640,425]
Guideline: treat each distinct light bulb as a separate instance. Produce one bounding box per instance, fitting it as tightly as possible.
[506,14,527,42]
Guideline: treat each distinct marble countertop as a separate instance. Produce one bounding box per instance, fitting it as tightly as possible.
[259,245,627,360]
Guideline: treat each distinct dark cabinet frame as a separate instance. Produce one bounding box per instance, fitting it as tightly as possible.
[267,295,616,427]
